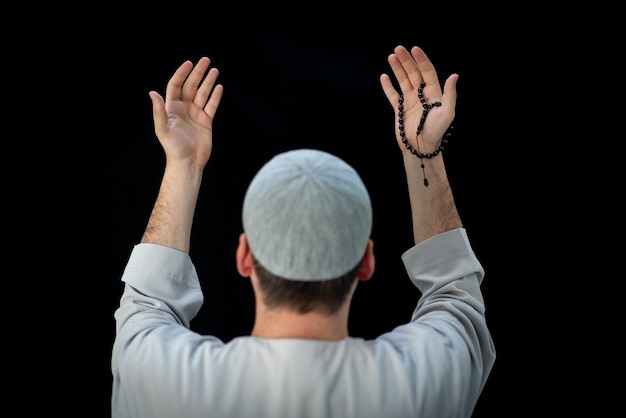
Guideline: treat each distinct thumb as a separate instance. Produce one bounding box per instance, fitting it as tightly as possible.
[441,74,459,111]
[148,91,167,136]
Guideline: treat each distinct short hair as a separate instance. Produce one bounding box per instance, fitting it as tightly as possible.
[252,255,360,315]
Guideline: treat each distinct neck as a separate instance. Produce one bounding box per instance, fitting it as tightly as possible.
[251,305,350,341]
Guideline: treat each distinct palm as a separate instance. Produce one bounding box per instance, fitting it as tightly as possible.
[150,57,223,168]
[161,100,214,164]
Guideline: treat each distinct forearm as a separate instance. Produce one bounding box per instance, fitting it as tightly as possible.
[403,152,462,245]
[141,161,204,253]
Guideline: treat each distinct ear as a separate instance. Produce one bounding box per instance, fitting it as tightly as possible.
[236,233,254,278]
[357,239,375,281]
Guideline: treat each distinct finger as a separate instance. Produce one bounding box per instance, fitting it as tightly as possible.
[149,91,167,138]
[388,46,417,95]
[380,73,399,105]
[441,74,459,117]
[165,60,194,102]
[203,83,224,119]
[410,46,441,94]
[182,57,212,101]
[397,45,430,93]
[194,67,220,109]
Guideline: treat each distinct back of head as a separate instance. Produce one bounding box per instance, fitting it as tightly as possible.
[242,149,373,281]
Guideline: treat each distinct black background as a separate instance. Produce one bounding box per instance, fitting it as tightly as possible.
[65,8,551,417]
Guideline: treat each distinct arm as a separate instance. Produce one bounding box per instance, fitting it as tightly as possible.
[380,47,495,411]
[142,57,223,253]
[112,58,224,416]
[380,45,461,244]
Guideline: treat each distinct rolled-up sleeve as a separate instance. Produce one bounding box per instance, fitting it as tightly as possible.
[115,243,204,330]
[111,243,208,418]
[399,228,496,407]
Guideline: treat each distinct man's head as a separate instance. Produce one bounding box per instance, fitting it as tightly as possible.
[237,149,374,313]
[242,148,373,280]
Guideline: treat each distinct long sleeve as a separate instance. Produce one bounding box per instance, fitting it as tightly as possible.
[381,227,495,415]
[111,243,209,418]
[112,229,495,418]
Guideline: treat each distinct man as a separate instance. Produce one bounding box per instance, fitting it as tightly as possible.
[111,45,495,418]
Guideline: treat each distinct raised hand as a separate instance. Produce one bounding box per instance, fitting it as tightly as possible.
[380,46,457,159]
[149,57,224,167]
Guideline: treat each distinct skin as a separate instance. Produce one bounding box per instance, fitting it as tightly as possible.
[380,46,463,244]
[142,45,462,340]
